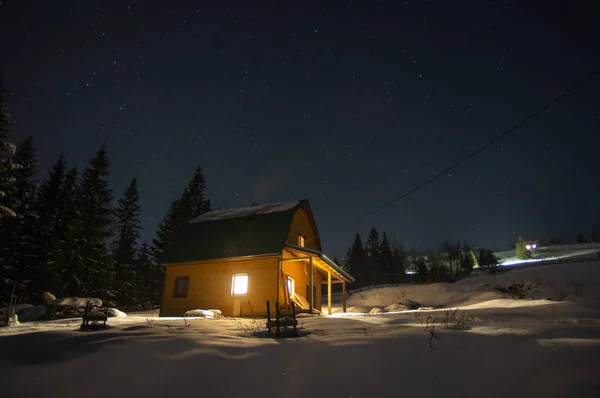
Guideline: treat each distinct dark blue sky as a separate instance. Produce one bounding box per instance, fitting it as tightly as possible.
[1,0,599,258]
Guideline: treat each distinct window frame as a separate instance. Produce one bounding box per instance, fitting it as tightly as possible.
[173,276,190,298]
[297,234,306,247]
[231,273,249,296]
[286,275,295,297]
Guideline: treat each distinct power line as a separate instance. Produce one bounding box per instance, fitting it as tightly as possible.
[365,68,600,218]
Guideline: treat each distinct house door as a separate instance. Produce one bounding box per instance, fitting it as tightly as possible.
[233,299,242,317]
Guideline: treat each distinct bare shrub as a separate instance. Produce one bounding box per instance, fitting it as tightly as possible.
[441,308,472,330]
[493,283,536,299]
[236,318,262,336]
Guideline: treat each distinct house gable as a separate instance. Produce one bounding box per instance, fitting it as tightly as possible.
[286,207,321,251]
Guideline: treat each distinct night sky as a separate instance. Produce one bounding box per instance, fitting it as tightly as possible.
[1,0,599,258]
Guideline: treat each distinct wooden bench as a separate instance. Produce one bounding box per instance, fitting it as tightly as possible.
[81,301,109,330]
[266,301,298,338]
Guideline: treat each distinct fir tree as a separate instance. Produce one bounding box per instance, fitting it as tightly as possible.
[152,196,183,263]
[49,166,80,296]
[69,145,114,298]
[414,257,428,284]
[440,241,459,277]
[34,155,68,294]
[0,74,19,304]
[5,136,39,300]
[459,249,477,277]
[479,247,502,274]
[348,233,368,288]
[378,233,393,284]
[152,166,211,262]
[515,236,532,260]
[392,245,406,282]
[0,72,17,220]
[136,240,160,306]
[180,166,211,221]
[113,178,141,305]
[365,227,380,285]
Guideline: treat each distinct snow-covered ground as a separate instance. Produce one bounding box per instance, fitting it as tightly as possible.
[1,260,600,397]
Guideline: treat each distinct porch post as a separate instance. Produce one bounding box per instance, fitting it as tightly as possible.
[276,257,281,305]
[327,271,332,315]
[342,281,347,313]
[309,257,314,312]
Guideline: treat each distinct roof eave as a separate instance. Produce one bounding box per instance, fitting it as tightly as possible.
[161,252,281,266]
[284,244,355,283]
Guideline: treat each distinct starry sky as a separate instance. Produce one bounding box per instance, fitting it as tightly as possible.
[1,0,599,258]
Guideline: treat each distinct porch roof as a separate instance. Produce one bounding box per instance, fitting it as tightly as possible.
[284,244,355,283]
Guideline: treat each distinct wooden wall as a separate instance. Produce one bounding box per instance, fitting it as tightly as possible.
[160,256,279,317]
[281,255,324,312]
[286,208,320,250]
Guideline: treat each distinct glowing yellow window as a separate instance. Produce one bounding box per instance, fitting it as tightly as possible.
[287,276,295,297]
[232,273,249,295]
[298,234,305,247]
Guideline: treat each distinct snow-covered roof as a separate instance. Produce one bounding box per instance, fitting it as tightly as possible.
[190,200,301,223]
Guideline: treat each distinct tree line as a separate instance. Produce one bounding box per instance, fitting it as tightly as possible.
[342,227,502,288]
[0,75,212,308]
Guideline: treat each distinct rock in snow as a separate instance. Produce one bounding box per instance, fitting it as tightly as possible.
[369,307,386,314]
[16,305,47,322]
[50,297,102,308]
[0,304,33,315]
[184,309,217,318]
[43,292,56,303]
[107,308,127,318]
[384,303,410,312]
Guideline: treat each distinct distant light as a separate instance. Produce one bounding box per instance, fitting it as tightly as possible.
[526,244,531,250]
[533,244,537,249]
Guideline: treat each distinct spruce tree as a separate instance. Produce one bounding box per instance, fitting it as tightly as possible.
[459,249,476,277]
[152,196,183,262]
[0,74,19,304]
[414,257,428,284]
[180,166,212,221]
[365,227,380,285]
[479,247,502,273]
[515,236,531,260]
[49,166,80,296]
[136,240,160,306]
[35,155,68,294]
[392,245,406,282]
[378,233,393,284]
[71,145,114,298]
[114,178,141,305]
[6,136,39,300]
[348,233,368,288]
[0,72,17,220]
[152,166,211,263]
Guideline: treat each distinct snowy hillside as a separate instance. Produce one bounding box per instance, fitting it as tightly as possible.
[331,259,600,314]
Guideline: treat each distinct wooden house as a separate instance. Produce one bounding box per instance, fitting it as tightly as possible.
[159,200,354,317]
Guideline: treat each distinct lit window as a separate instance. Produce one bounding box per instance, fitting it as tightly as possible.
[298,234,305,247]
[287,276,295,297]
[232,273,249,295]
[173,276,189,298]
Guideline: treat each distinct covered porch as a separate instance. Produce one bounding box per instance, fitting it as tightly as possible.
[278,244,354,315]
